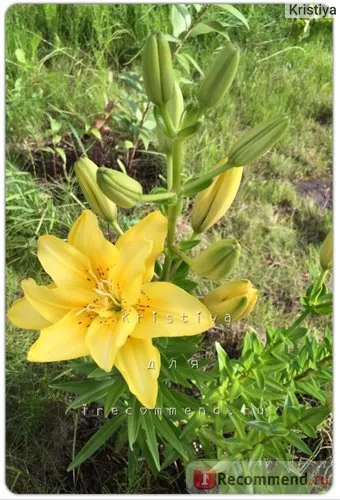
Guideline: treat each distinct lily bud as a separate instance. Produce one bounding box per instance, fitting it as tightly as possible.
[198,43,240,110]
[191,166,243,233]
[191,238,240,280]
[320,230,333,270]
[74,157,117,222]
[203,279,258,323]
[97,167,143,209]
[142,33,174,106]
[228,116,289,167]
[157,81,184,153]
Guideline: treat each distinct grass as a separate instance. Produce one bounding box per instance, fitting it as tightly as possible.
[6,3,332,494]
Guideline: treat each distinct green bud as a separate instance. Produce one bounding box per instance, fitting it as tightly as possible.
[157,81,184,153]
[198,43,240,109]
[191,238,240,280]
[74,157,117,222]
[228,116,289,166]
[142,33,174,106]
[97,167,143,209]
[320,230,332,270]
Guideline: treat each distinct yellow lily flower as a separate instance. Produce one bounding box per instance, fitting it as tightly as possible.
[8,210,214,408]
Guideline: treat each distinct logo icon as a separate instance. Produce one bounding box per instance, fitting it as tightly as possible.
[193,468,216,490]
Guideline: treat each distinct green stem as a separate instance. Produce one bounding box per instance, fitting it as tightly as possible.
[164,141,185,280]
[161,254,172,281]
[315,269,328,292]
[166,153,173,191]
[171,245,193,265]
[182,157,232,195]
[111,220,124,235]
[286,309,310,336]
[141,192,177,202]
[159,103,177,137]
[172,140,183,192]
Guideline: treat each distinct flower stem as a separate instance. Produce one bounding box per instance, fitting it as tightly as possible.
[164,141,185,280]
[111,220,124,235]
[286,309,310,336]
[166,153,173,191]
[159,103,176,137]
[182,157,232,195]
[315,269,328,292]
[141,192,177,202]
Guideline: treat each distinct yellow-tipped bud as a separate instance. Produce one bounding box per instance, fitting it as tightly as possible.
[320,230,332,270]
[74,157,117,222]
[191,238,241,280]
[203,279,258,323]
[97,167,143,209]
[157,81,184,153]
[191,166,243,233]
[228,116,289,167]
[198,43,240,110]
[142,33,174,106]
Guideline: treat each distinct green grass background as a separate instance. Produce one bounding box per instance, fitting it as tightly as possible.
[6,3,332,493]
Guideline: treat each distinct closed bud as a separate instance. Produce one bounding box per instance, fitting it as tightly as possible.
[198,43,240,109]
[142,33,174,106]
[228,116,289,167]
[157,81,184,152]
[191,166,243,233]
[97,167,143,209]
[203,279,258,323]
[74,157,117,222]
[320,230,332,270]
[191,238,240,280]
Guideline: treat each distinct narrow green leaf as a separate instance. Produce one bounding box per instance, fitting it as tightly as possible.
[127,396,141,450]
[104,378,126,417]
[51,380,100,394]
[249,443,264,461]
[178,238,201,251]
[67,414,124,471]
[189,20,230,39]
[218,4,250,29]
[253,370,265,390]
[297,422,317,438]
[285,431,313,455]
[66,379,114,412]
[171,4,191,38]
[228,410,246,438]
[153,415,189,459]
[141,412,160,471]
[215,342,233,378]
[300,404,331,427]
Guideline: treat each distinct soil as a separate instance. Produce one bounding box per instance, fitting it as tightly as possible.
[9,129,165,192]
[296,178,332,210]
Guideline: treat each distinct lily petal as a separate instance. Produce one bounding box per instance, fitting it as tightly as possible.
[21,278,96,323]
[116,211,167,282]
[68,210,120,280]
[8,296,51,330]
[38,235,95,288]
[27,310,93,362]
[115,337,160,409]
[114,240,153,305]
[131,282,214,339]
[86,307,138,372]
